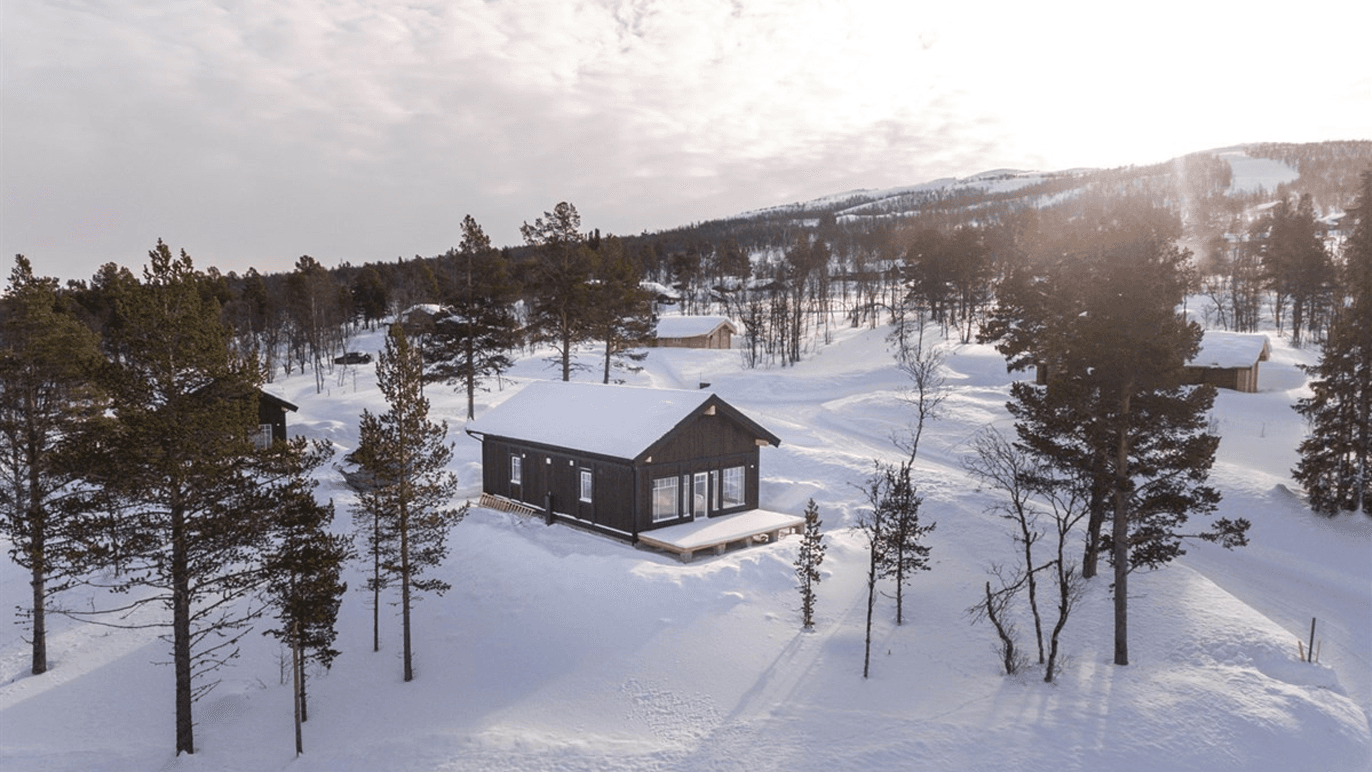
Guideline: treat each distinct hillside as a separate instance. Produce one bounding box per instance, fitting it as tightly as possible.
[2,318,1369,771]
[631,141,1371,262]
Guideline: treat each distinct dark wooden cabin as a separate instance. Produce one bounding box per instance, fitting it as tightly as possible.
[465,381,781,541]
[257,390,299,447]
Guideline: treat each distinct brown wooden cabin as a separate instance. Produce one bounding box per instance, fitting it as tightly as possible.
[257,390,299,447]
[1181,332,1271,393]
[1033,332,1271,394]
[465,381,781,541]
[652,316,737,350]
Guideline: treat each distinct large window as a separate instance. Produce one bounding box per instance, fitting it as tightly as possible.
[651,476,679,522]
[579,469,593,502]
[722,465,745,509]
[510,454,523,485]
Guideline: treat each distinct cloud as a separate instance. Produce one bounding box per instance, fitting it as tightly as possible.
[3,0,1369,281]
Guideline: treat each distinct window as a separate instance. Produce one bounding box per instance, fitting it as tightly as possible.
[510,455,522,485]
[252,424,274,450]
[651,476,679,522]
[722,466,745,509]
[579,469,593,502]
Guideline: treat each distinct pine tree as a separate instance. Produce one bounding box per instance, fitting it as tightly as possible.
[1294,170,1372,514]
[423,215,521,419]
[588,235,655,384]
[983,202,1248,666]
[794,498,826,630]
[0,255,107,675]
[1256,194,1335,345]
[82,242,333,755]
[262,475,348,732]
[521,202,596,381]
[351,323,468,682]
[873,460,934,626]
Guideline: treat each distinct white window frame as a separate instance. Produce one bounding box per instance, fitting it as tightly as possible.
[722,465,745,509]
[651,476,679,522]
[510,454,523,485]
[253,424,274,450]
[579,469,593,503]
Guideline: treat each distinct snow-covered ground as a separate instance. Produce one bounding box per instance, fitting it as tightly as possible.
[2,321,1369,771]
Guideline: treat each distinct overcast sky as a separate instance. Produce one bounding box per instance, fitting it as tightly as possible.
[4,0,1370,283]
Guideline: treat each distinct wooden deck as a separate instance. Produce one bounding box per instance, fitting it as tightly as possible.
[475,493,803,562]
[636,509,805,562]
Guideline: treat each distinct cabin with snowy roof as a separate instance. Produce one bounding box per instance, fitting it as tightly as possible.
[652,316,737,349]
[1181,331,1271,393]
[465,381,782,544]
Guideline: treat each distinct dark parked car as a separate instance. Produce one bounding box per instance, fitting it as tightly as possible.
[333,352,372,365]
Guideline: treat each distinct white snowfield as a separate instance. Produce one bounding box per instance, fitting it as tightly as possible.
[1,322,1368,772]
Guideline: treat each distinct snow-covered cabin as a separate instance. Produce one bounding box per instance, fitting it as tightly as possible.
[652,316,737,349]
[465,381,781,541]
[1182,331,1272,393]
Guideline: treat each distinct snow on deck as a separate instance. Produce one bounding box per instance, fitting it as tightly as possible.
[638,509,805,553]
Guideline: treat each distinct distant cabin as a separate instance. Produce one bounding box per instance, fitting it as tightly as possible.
[653,316,737,349]
[257,390,299,448]
[465,381,781,541]
[1182,331,1271,393]
[1033,331,1272,394]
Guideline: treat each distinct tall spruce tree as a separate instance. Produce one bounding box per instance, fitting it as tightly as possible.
[351,323,467,682]
[983,203,1248,666]
[83,242,333,754]
[0,256,107,675]
[1294,170,1372,514]
[424,215,521,419]
[521,202,596,381]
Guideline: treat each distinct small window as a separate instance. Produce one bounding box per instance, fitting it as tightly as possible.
[510,455,523,485]
[253,424,274,450]
[722,466,745,509]
[652,476,679,522]
[579,469,593,502]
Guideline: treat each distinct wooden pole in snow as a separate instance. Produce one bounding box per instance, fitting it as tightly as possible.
[1307,617,1317,664]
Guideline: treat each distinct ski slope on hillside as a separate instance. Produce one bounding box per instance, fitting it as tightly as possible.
[1,322,1368,772]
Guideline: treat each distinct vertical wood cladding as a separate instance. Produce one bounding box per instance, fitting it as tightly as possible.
[470,393,776,539]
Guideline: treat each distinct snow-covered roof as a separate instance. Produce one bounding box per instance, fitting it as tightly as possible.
[655,315,735,339]
[1188,331,1271,369]
[468,380,760,460]
[641,281,680,299]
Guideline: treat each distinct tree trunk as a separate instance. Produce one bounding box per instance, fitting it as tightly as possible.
[29,539,46,675]
[1112,394,1132,667]
[401,501,413,683]
[172,505,195,754]
[372,514,381,653]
